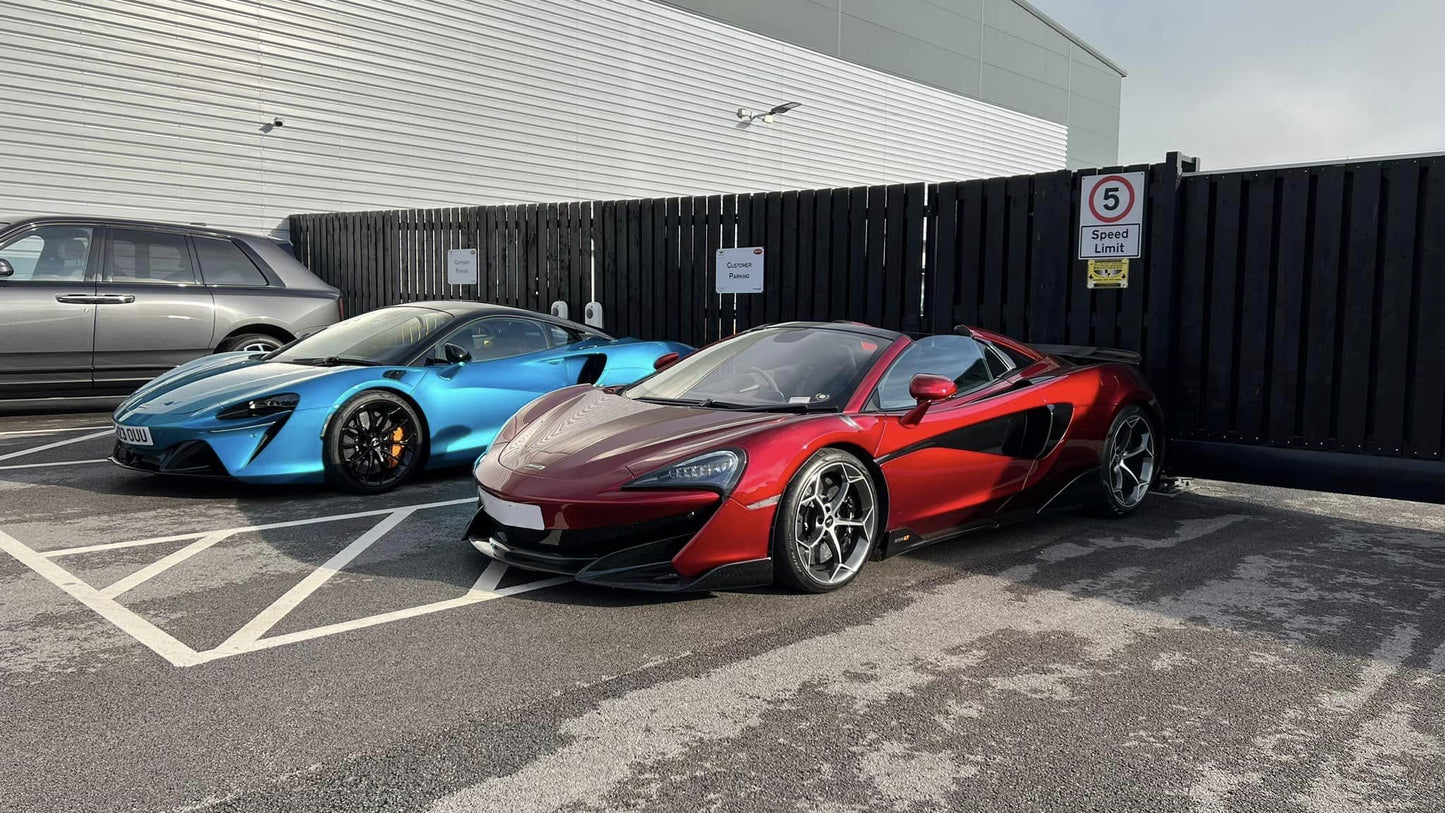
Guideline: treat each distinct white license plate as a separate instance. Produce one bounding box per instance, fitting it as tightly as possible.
[479,489,544,530]
[115,424,154,447]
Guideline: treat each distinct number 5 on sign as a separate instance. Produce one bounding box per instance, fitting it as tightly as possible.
[1079,172,1146,260]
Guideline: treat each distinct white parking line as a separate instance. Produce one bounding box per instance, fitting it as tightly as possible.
[0,425,111,438]
[0,528,205,667]
[0,498,564,667]
[101,530,233,599]
[217,573,570,661]
[42,497,476,558]
[0,430,113,463]
[0,458,110,472]
[219,510,417,651]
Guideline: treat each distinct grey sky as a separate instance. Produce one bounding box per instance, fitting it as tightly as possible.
[1038,0,1445,169]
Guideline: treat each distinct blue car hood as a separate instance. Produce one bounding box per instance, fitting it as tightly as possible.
[117,355,371,420]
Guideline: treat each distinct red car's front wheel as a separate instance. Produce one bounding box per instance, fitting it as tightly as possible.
[772,449,880,593]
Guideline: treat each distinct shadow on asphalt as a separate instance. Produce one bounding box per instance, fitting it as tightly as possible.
[900,487,1445,669]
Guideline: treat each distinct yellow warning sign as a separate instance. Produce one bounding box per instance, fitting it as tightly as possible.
[1087,259,1129,289]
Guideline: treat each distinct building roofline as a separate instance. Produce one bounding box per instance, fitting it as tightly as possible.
[1010,0,1127,77]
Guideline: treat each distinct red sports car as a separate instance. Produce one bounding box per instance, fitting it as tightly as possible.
[466,321,1163,593]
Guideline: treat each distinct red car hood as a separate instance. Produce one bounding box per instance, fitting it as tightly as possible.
[495,388,799,482]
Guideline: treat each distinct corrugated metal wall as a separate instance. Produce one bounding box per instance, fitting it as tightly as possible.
[0,0,1067,237]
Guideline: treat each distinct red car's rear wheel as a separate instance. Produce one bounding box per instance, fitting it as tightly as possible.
[773,449,879,593]
[1090,405,1158,517]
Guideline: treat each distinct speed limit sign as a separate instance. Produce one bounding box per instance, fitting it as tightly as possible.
[1079,172,1145,259]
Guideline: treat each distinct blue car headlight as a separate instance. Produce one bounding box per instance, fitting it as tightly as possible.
[624,450,744,492]
[218,393,300,420]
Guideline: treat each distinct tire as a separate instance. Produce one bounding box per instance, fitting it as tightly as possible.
[217,333,284,354]
[1088,405,1159,518]
[323,391,426,494]
[771,448,881,593]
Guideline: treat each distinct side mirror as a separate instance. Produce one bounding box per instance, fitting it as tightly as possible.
[0,259,13,278]
[909,373,957,403]
[444,343,472,365]
[653,351,681,371]
[901,373,956,426]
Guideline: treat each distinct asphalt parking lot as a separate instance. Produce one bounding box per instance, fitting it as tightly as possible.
[2,409,1443,813]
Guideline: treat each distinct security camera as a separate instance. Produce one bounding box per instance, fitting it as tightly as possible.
[272,117,284,128]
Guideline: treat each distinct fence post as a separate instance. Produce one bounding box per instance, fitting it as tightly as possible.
[1143,150,1196,413]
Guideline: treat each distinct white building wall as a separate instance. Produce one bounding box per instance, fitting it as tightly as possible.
[0,0,1067,237]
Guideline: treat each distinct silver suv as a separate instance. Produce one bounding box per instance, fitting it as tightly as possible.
[0,217,342,397]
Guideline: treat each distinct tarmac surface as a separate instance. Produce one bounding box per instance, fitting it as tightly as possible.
[1,409,1442,812]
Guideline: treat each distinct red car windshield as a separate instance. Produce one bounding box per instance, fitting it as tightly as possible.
[625,327,886,410]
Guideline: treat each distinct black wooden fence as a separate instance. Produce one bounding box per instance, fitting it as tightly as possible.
[289,152,1445,497]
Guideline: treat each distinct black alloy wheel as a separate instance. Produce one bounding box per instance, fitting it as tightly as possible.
[324,391,424,493]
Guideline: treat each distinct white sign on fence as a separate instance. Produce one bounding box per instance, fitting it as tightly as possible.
[1078,172,1146,259]
[716,246,764,294]
[447,248,478,286]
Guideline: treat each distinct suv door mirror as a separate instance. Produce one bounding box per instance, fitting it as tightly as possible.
[444,343,472,365]
[0,259,13,278]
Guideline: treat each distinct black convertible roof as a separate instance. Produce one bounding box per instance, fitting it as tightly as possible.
[400,300,612,337]
[759,321,904,341]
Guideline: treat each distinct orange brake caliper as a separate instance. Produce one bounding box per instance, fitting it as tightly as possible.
[388,426,406,468]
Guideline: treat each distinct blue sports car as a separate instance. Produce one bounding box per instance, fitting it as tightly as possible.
[110,302,692,492]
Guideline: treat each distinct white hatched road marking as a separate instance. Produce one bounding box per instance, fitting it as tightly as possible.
[42,498,476,558]
[0,459,110,472]
[218,509,418,651]
[0,497,565,667]
[101,531,234,599]
[0,425,111,438]
[0,429,112,463]
[0,528,204,667]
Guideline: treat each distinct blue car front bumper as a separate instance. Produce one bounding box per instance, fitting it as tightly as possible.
[109,406,333,484]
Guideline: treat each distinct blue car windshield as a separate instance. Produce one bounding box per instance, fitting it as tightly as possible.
[625,327,887,409]
[270,306,454,366]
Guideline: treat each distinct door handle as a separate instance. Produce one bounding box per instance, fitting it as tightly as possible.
[55,293,136,304]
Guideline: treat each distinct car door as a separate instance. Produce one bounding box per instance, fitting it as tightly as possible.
[92,227,217,389]
[0,224,100,394]
[413,316,576,466]
[871,335,1045,540]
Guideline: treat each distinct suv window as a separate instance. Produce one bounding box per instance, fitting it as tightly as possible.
[873,335,994,410]
[428,317,551,364]
[194,236,268,286]
[0,226,93,282]
[108,229,196,284]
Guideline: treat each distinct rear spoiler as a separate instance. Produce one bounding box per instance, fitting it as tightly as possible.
[1031,344,1141,367]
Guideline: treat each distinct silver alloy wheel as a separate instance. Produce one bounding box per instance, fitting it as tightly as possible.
[1109,415,1156,508]
[241,338,280,352]
[792,460,878,586]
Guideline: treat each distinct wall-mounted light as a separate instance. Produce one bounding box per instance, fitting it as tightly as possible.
[736,101,801,124]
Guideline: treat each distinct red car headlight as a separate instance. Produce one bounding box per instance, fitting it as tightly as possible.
[624,450,744,492]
